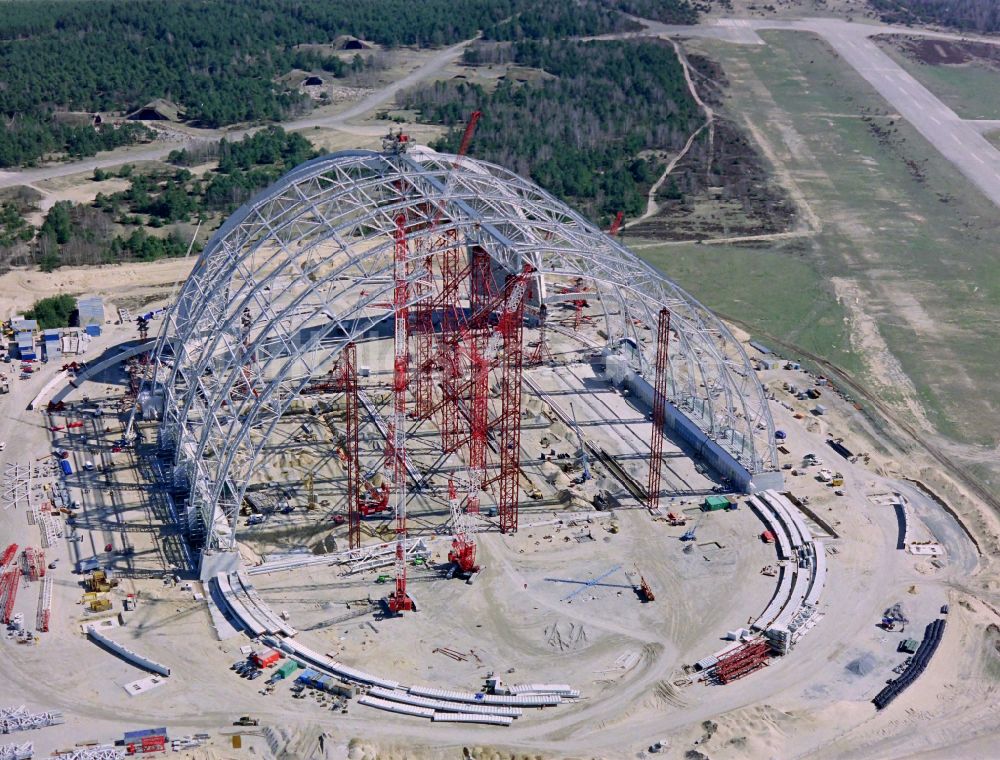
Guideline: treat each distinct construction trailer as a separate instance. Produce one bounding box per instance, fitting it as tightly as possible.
[251,649,281,668]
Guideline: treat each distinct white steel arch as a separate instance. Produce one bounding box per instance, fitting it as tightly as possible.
[151,147,778,551]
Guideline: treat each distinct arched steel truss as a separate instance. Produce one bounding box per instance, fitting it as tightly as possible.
[152,148,778,551]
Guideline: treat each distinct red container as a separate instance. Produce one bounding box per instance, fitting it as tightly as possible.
[141,736,166,753]
[252,649,281,668]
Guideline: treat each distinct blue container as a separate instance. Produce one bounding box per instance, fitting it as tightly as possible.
[60,460,73,476]
[124,728,168,742]
[295,668,318,684]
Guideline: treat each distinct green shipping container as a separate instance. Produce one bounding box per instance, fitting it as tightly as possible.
[703,495,730,511]
[276,659,300,679]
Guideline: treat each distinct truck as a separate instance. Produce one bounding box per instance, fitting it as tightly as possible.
[59,459,73,476]
[233,716,259,727]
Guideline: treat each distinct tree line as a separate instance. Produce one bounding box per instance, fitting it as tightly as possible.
[869,0,1000,32]
[0,126,316,272]
[404,39,702,223]
[0,0,656,168]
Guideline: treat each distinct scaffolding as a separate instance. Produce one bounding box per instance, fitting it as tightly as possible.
[0,742,32,760]
[0,707,64,734]
[51,747,124,760]
[386,214,414,615]
[148,144,779,555]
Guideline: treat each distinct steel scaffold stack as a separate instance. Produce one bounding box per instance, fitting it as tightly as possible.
[340,342,362,551]
[386,214,414,615]
[646,308,671,513]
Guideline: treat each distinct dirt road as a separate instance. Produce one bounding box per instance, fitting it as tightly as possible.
[0,37,473,190]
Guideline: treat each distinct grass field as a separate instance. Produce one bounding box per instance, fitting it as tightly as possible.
[646,30,1000,469]
[633,237,862,377]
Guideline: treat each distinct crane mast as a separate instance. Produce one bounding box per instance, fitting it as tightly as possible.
[387,214,414,613]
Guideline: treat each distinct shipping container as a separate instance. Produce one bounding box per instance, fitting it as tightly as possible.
[702,495,730,511]
[295,668,318,684]
[60,459,73,476]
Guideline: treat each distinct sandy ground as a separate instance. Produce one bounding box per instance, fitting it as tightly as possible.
[0,258,194,319]
[2,307,996,760]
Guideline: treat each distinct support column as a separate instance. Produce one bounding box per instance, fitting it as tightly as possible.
[646,307,671,512]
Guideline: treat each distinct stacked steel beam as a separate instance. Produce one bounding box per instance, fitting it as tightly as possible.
[713,640,771,684]
[36,576,52,633]
[0,545,20,626]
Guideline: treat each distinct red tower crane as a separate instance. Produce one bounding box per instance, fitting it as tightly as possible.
[646,308,671,513]
[608,211,624,237]
[387,215,414,614]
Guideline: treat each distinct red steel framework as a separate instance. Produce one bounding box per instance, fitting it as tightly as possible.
[646,307,672,512]
[22,547,44,582]
[412,252,435,420]
[387,214,414,614]
[0,570,19,624]
[496,273,529,534]
[437,235,464,454]
[340,342,362,550]
[608,210,624,236]
[714,640,771,684]
[0,543,17,569]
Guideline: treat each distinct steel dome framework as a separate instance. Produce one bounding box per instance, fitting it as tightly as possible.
[151,148,778,551]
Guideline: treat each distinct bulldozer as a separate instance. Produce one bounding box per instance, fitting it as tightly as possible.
[87,570,118,593]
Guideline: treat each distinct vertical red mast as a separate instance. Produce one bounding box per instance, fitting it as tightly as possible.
[646,307,671,513]
[340,342,361,550]
[387,214,414,613]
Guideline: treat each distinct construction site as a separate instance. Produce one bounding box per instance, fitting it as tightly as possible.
[0,126,983,760]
